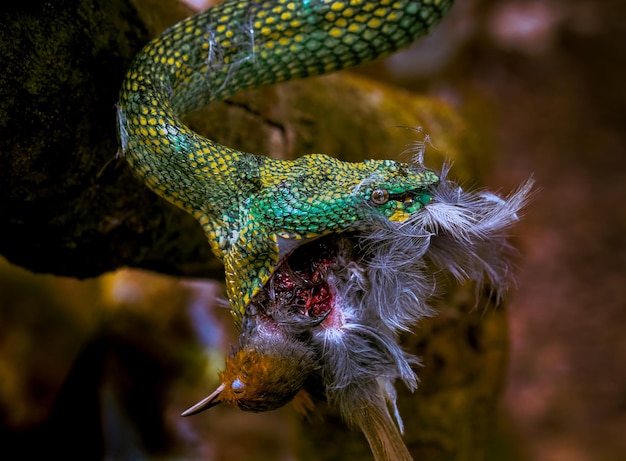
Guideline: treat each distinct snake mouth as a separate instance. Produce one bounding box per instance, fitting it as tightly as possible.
[250,234,359,333]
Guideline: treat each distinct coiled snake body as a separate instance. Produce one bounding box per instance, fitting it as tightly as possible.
[117,0,452,317]
[117,1,532,460]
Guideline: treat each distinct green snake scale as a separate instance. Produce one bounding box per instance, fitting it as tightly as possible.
[117,0,454,318]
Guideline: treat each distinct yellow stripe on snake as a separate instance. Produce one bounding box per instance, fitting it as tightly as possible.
[116,1,532,459]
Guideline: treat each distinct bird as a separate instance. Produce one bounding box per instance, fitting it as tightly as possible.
[116,0,533,459]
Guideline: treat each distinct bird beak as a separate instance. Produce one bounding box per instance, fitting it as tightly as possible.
[181,383,225,417]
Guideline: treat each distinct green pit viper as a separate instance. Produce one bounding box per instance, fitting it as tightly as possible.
[117,0,452,317]
[117,1,532,460]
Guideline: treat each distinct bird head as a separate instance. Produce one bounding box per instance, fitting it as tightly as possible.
[182,330,318,415]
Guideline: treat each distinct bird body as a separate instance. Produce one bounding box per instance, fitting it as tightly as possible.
[117,0,533,459]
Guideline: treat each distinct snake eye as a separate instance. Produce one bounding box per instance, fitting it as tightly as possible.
[370,188,389,205]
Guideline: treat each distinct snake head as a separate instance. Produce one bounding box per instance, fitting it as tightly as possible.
[219,155,440,313]
[358,159,440,223]
[255,155,441,237]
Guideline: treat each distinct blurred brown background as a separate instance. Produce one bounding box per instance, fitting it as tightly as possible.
[385,1,626,459]
[383,1,626,459]
[1,0,625,460]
